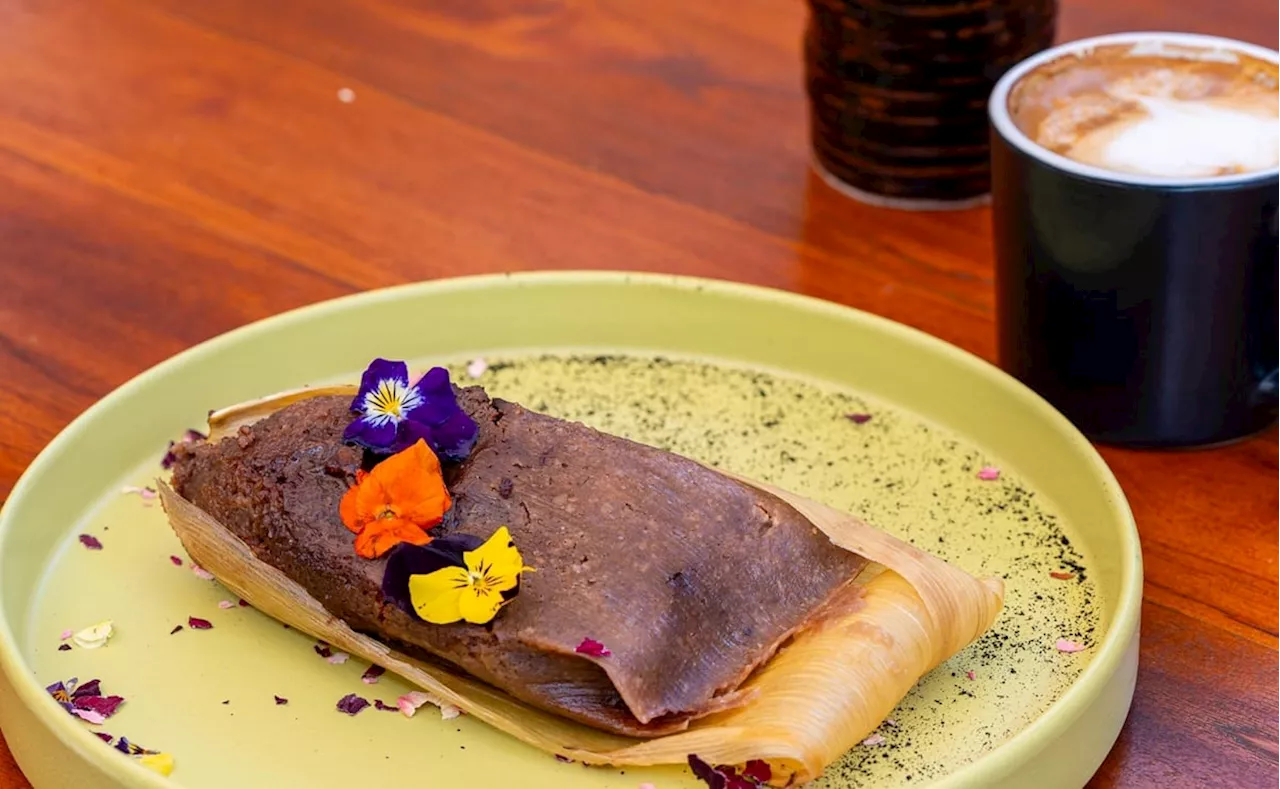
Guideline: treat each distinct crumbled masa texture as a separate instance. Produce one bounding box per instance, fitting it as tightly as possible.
[455,354,1102,787]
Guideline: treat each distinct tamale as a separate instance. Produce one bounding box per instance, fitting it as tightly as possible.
[161,381,1003,785]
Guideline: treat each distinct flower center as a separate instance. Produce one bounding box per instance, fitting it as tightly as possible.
[376,505,400,520]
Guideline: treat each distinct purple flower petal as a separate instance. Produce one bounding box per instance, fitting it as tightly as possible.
[421,410,479,462]
[58,644,72,651]
[94,732,114,743]
[845,413,873,424]
[350,358,411,412]
[169,555,183,567]
[115,737,155,755]
[336,693,370,716]
[381,535,485,616]
[274,695,288,705]
[689,755,722,788]
[78,534,103,550]
[187,617,213,630]
[361,665,386,684]
[406,367,458,426]
[72,679,101,699]
[401,367,478,461]
[372,698,398,712]
[343,416,399,450]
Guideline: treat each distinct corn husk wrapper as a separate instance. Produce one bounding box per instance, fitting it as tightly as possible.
[160,387,1003,786]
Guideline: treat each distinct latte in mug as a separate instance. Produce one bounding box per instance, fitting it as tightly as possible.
[1006,40,1279,178]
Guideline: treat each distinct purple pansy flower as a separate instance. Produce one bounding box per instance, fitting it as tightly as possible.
[380,534,485,616]
[343,360,478,460]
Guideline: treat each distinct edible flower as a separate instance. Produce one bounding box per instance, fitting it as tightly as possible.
[46,677,126,724]
[688,755,773,788]
[344,360,478,460]
[381,534,484,614]
[336,693,370,716]
[407,527,529,625]
[340,439,452,559]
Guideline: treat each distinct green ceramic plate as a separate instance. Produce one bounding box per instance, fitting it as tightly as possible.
[0,272,1140,788]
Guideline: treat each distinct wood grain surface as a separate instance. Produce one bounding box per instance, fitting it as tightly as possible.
[0,1,1275,787]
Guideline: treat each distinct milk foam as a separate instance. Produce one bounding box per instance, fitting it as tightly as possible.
[1094,97,1279,177]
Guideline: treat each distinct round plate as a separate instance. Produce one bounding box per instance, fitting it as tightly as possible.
[0,272,1140,788]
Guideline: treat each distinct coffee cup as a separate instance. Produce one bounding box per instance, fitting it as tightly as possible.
[989,32,1278,447]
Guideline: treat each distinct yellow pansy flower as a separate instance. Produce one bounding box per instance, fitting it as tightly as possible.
[408,527,529,625]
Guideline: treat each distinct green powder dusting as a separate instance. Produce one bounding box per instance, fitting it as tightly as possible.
[452,353,1102,786]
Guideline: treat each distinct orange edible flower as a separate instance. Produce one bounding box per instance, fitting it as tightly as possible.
[339,439,452,559]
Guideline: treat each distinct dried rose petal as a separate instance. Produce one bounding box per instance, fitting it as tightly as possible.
[687,755,766,789]
[1055,639,1086,653]
[75,695,125,718]
[187,617,213,630]
[169,556,183,567]
[1050,571,1075,580]
[217,600,235,610]
[274,696,288,705]
[861,733,886,746]
[79,535,103,550]
[372,699,398,712]
[190,565,215,580]
[965,670,976,680]
[740,760,772,783]
[169,625,183,635]
[314,643,333,659]
[73,708,107,725]
[59,629,73,641]
[72,680,101,699]
[327,652,349,665]
[977,466,1001,481]
[161,429,207,469]
[238,599,250,607]
[575,638,612,658]
[336,693,370,715]
[361,665,385,684]
[58,644,72,652]
[94,732,114,743]
[844,413,872,424]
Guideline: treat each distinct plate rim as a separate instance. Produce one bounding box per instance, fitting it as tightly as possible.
[0,270,1143,787]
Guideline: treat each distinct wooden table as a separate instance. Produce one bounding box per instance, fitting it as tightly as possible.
[0,1,1275,786]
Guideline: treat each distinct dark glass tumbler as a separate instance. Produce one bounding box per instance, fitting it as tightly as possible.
[805,0,1057,209]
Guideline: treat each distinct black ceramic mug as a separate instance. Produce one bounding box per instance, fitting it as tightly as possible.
[989,32,1279,448]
